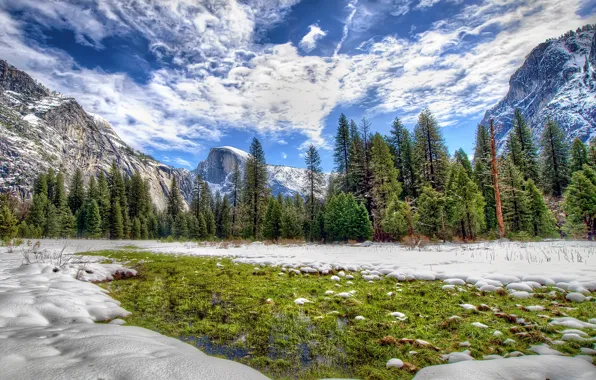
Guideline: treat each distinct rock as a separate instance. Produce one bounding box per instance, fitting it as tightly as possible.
[386,358,403,369]
[472,322,488,329]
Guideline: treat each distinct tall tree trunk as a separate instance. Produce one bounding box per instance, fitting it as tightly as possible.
[490,120,506,237]
[548,126,561,197]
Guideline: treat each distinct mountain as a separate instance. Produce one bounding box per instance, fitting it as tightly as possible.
[0,60,326,208]
[194,146,329,197]
[482,24,596,148]
[0,60,192,209]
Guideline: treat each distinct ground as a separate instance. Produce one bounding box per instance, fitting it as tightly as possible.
[1,239,596,379]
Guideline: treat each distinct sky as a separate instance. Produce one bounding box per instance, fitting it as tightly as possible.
[1,0,595,171]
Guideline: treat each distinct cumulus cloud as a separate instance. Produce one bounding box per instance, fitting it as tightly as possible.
[0,0,594,154]
[281,152,287,159]
[299,24,327,52]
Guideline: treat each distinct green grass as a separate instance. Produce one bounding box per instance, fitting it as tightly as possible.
[86,250,596,379]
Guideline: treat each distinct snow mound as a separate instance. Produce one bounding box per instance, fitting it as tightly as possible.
[0,324,267,380]
[413,355,596,380]
[386,358,404,369]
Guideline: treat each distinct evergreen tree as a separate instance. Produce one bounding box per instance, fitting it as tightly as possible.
[413,108,449,191]
[453,149,472,175]
[85,199,103,238]
[388,118,417,198]
[369,133,401,238]
[28,193,48,231]
[131,217,142,239]
[445,163,485,240]
[324,193,372,242]
[243,138,268,239]
[87,176,98,202]
[205,210,216,238]
[563,165,596,238]
[264,197,282,241]
[68,168,85,215]
[500,158,532,234]
[33,172,48,196]
[0,205,18,240]
[58,203,76,238]
[44,202,59,238]
[382,195,414,241]
[214,191,223,237]
[540,120,570,197]
[473,124,497,232]
[167,177,183,219]
[588,140,596,168]
[281,197,304,239]
[220,195,232,239]
[347,130,366,198]
[334,113,351,190]
[526,179,556,237]
[53,172,67,208]
[230,162,242,236]
[97,172,111,236]
[570,137,589,173]
[46,168,56,204]
[415,186,446,239]
[110,199,124,239]
[304,145,324,241]
[509,109,539,182]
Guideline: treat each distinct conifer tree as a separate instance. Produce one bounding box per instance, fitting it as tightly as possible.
[110,199,124,239]
[563,165,596,238]
[87,176,98,202]
[445,163,485,240]
[347,130,366,198]
[85,199,103,238]
[97,172,111,236]
[28,192,48,232]
[44,202,59,238]
[324,193,372,242]
[382,195,414,241]
[46,168,56,203]
[369,133,402,238]
[264,196,282,241]
[333,113,351,190]
[413,108,449,191]
[500,158,532,234]
[508,109,539,182]
[190,174,204,220]
[415,186,446,239]
[54,172,67,208]
[570,137,588,173]
[205,209,216,238]
[281,196,304,239]
[58,203,76,238]
[68,168,85,215]
[526,179,556,237]
[167,177,183,219]
[132,217,142,239]
[304,145,324,241]
[243,138,268,239]
[34,172,48,196]
[540,120,570,197]
[453,149,472,175]
[220,195,232,239]
[0,205,17,240]
[588,141,596,168]
[473,124,497,232]
[230,162,242,236]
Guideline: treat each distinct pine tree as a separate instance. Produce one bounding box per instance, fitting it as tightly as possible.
[382,195,413,241]
[473,124,497,232]
[28,193,48,231]
[58,203,76,238]
[131,217,142,239]
[243,138,268,239]
[167,177,183,219]
[526,179,556,237]
[220,195,232,239]
[44,202,59,238]
[85,199,102,238]
[304,145,324,241]
[570,137,588,174]
[324,193,372,242]
[563,165,596,238]
[110,199,124,239]
[588,140,596,168]
[453,149,472,175]
[415,186,446,239]
[333,113,351,191]
[500,158,532,234]
[540,120,570,197]
[0,205,18,240]
[87,176,98,202]
[68,168,85,215]
[205,210,216,238]
[509,109,540,182]
[214,191,223,237]
[413,108,449,191]
[369,133,401,238]
[46,168,56,204]
[33,172,48,196]
[264,197,282,241]
[190,174,205,219]
[347,130,366,199]
[230,162,242,236]
[53,172,67,208]
[97,172,111,236]
[445,163,485,240]
[359,117,372,205]
[388,118,416,198]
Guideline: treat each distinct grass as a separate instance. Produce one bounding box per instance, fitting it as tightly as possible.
[85,250,596,379]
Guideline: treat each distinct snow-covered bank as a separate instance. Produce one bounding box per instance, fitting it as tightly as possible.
[0,245,268,380]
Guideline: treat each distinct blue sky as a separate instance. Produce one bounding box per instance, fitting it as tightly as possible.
[0,0,595,171]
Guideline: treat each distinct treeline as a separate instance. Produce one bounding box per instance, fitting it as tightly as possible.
[1,108,596,242]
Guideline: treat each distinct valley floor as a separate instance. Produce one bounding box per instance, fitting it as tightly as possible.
[1,239,596,379]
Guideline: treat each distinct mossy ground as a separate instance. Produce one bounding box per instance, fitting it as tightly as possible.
[86,250,596,379]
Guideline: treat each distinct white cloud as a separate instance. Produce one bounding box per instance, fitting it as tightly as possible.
[277,139,288,145]
[299,24,327,52]
[281,152,287,159]
[0,0,594,154]
[416,0,442,9]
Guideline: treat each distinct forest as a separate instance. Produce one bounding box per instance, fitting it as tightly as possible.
[1,108,596,243]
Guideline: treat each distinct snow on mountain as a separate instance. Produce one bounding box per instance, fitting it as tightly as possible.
[482,25,596,148]
[195,146,329,197]
[0,59,192,209]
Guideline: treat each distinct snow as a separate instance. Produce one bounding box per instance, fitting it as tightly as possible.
[549,317,596,329]
[472,322,488,329]
[386,358,404,369]
[294,298,311,305]
[528,344,563,355]
[415,355,596,380]
[218,146,251,160]
[441,350,475,363]
[389,312,407,320]
[566,292,587,302]
[0,247,266,380]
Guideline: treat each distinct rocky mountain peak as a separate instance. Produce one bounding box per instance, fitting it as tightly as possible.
[482,24,596,147]
[0,60,49,100]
